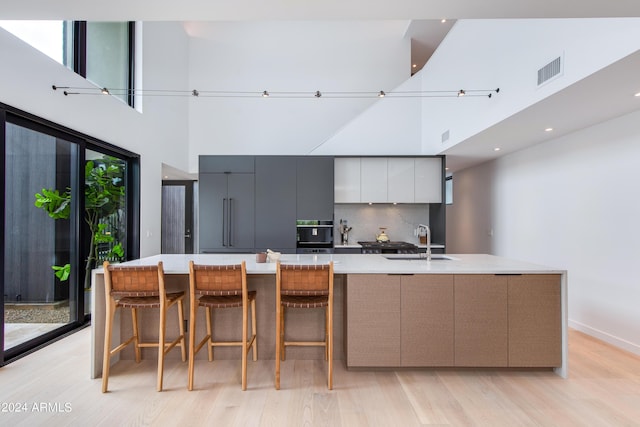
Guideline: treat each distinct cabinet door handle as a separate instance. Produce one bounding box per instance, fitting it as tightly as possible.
[222,198,227,246]
[228,198,234,247]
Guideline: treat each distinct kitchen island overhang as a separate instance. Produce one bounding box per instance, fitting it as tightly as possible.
[90,253,567,379]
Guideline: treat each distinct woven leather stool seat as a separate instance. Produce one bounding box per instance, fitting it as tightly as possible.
[281,294,329,309]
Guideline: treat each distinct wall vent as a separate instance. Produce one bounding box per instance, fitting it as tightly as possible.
[537,56,562,86]
[441,130,450,143]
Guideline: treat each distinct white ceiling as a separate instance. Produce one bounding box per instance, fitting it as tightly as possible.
[3,0,640,175]
[2,0,640,21]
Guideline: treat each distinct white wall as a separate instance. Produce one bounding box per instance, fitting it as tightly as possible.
[314,73,422,155]
[0,22,190,256]
[185,21,411,171]
[447,109,640,355]
[421,18,640,154]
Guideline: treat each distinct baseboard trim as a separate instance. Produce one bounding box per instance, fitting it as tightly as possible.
[569,320,640,356]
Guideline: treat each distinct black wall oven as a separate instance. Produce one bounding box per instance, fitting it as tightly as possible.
[296,220,334,254]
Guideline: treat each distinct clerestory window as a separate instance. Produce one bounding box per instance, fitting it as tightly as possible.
[0,20,135,107]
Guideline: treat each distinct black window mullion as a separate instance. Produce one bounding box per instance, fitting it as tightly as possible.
[74,21,87,78]
[127,21,136,108]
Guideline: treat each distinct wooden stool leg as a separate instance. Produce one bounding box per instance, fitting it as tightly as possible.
[280,308,286,361]
[157,306,167,392]
[102,299,116,393]
[205,307,214,361]
[328,303,333,390]
[177,299,186,362]
[242,296,248,391]
[188,300,197,391]
[131,307,141,363]
[325,306,329,361]
[251,298,258,361]
[275,302,281,390]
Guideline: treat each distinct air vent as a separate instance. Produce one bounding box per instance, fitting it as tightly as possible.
[441,130,450,143]
[537,56,562,86]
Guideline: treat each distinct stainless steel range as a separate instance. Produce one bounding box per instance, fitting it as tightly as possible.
[357,241,418,254]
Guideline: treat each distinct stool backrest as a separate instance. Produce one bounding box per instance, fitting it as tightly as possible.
[189,261,246,296]
[103,261,164,298]
[277,262,333,296]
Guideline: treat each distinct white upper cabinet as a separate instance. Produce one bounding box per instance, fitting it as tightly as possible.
[360,158,388,203]
[415,157,442,203]
[335,157,442,203]
[335,158,361,203]
[387,158,415,203]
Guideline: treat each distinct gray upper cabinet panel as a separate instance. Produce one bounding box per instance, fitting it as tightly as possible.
[255,157,297,252]
[199,156,255,173]
[296,156,334,220]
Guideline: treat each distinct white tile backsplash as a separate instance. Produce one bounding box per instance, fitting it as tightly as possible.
[335,204,429,245]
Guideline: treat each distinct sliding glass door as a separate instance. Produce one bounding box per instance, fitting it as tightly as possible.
[1,106,139,365]
[3,121,80,353]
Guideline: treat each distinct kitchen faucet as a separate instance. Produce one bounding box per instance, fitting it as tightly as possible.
[418,224,431,261]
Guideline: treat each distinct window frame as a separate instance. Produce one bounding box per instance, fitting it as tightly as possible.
[72,21,136,107]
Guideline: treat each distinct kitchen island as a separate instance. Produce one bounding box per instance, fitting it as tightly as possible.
[91,253,567,378]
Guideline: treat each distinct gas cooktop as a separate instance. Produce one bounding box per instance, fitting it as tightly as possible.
[358,241,417,248]
[358,241,418,254]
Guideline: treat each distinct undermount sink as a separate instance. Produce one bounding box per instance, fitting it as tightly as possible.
[382,254,455,261]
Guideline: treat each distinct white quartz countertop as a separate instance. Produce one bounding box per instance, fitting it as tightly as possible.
[109,253,565,275]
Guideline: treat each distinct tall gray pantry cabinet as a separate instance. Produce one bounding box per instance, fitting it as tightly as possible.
[199,157,255,253]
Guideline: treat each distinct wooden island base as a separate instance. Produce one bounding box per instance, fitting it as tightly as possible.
[91,254,567,379]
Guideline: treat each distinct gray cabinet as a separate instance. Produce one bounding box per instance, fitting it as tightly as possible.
[255,157,297,252]
[199,172,255,253]
[296,156,334,220]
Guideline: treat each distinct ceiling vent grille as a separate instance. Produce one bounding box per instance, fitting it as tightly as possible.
[441,130,450,143]
[537,56,562,86]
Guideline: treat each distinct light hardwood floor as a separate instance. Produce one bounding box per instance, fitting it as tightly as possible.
[1,327,639,426]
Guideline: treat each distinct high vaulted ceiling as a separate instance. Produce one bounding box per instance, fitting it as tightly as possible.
[3,1,640,174]
[1,0,640,21]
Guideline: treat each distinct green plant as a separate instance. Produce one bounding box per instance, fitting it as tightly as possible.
[34,156,126,290]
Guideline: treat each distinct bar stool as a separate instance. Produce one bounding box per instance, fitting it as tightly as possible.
[102,261,186,393]
[188,261,257,391]
[275,260,334,390]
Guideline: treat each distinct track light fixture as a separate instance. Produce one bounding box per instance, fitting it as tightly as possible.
[52,85,500,100]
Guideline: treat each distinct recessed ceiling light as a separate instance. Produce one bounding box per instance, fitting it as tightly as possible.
[635,92,640,97]
[545,127,553,132]
[441,19,447,23]
[412,64,417,68]
[163,175,169,179]
[494,147,501,152]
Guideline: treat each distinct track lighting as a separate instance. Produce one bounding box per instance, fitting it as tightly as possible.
[52,85,500,100]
